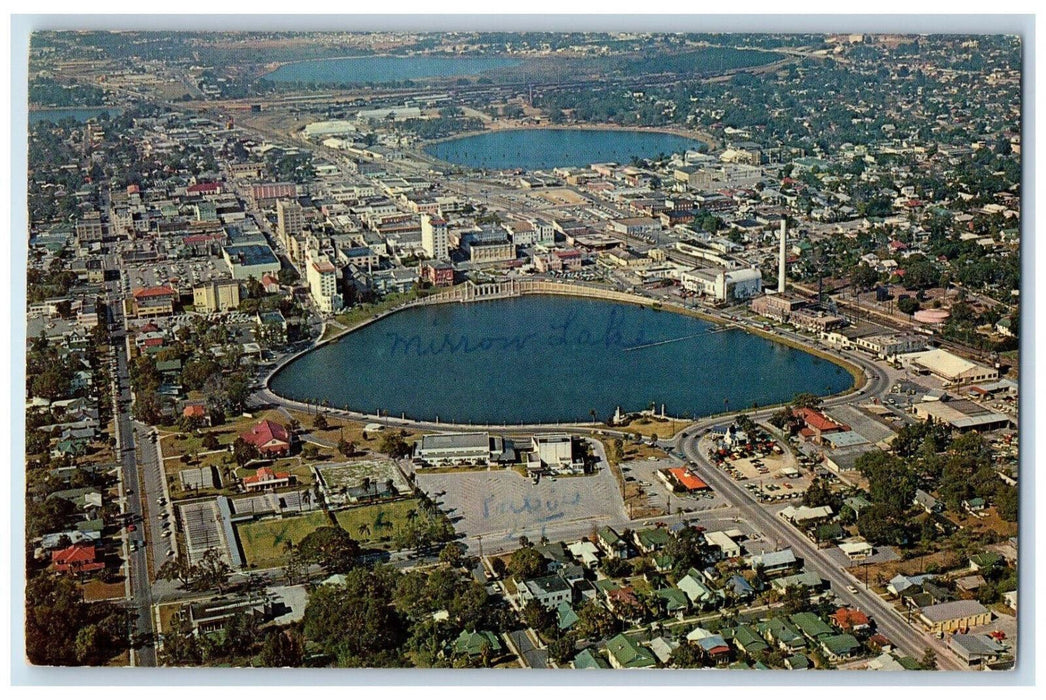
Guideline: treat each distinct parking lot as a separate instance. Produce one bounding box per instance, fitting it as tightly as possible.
[122,258,228,293]
[619,457,732,515]
[699,431,812,504]
[415,464,627,552]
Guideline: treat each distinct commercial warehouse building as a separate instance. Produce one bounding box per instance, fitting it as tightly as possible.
[906,348,999,386]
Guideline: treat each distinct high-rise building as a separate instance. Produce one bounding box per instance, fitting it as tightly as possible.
[421,213,449,261]
[305,249,343,314]
[276,199,304,248]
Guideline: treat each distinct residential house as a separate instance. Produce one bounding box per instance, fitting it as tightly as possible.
[51,543,106,575]
[572,648,610,669]
[748,548,799,577]
[770,570,827,593]
[568,539,601,568]
[838,540,874,561]
[832,607,872,636]
[452,630,503,659]
[728,625,769,656]
[633,528,671,554]
[605,586,645,622]
[677,569,718,608]
[556,601,579,632]
[516,575,573,610]
[647,636,680,665]
[655,588,690,619]
[686,627,731,663]
[914,489,944,514]
[820,633,862,661]
[605,633,656,669]
[790,612,835,642]
[760,617,807,653]
[597,527,630,559]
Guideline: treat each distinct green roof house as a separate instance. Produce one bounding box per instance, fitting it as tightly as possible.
[453,630,503,659]
[819,633,862,661]
[605,633,656,669]
[573,648,610,669]
[789,612,835,641]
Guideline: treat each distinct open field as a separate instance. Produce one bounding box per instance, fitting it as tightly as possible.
[236,510,333,568]
[332,498,424,547]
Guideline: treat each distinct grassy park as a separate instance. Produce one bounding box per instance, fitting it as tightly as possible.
[236,510,333,568]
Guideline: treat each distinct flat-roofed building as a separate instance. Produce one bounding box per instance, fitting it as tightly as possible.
[464,239,516,265]
[76,212,105,245]
[421,213,449,260]
[193,280,241,313]
[681,267,762,302]
[751,294,806,322]
[415,432,503,467]
[276,199,304,247]
[704,530,742,559]
[223,243,281,281]
[250,182,297,208]
[854,333,927,359]
[131,285,178,318]
[913,399,1012,432]
[908,348,999,386]
[305,251,343,313]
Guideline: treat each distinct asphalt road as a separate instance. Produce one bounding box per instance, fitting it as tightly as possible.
[108,281,157,667]
[680,434,962,669]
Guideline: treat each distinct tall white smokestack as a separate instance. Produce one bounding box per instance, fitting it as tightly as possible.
[778,220,787,294]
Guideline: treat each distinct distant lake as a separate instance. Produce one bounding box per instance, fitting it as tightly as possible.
[425,128,705,170]
[29,107,121,125]
[262,55,521,84]
[270,295,853,425]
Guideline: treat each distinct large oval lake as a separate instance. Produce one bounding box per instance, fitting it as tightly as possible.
[262,55,521,84]
[425,128,704,170]
[270,296,854,425]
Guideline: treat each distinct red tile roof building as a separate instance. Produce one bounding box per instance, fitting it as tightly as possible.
[243,466,293,493]
[833,607,871,633]
[52,544,106,574]
[131,285,178,318]
[239,419,291,456]
[794,407,849,445]
[663,467,710,492]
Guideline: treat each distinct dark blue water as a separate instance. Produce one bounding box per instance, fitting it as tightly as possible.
[270,296,853,425]
[263,55,521,84]
[29,107,121,124]
[425,128,704,170]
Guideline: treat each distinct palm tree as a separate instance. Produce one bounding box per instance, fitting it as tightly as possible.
[357,523,370,539]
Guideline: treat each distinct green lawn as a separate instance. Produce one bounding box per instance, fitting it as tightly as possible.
[332,499,423,547]
[236,511,333,568]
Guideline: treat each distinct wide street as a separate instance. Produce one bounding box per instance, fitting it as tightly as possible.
[107,278,156,667]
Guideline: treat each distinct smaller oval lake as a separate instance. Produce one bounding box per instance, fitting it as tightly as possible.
[262,55,521,84]
[425,128,705,170]
[270,296,854,425]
